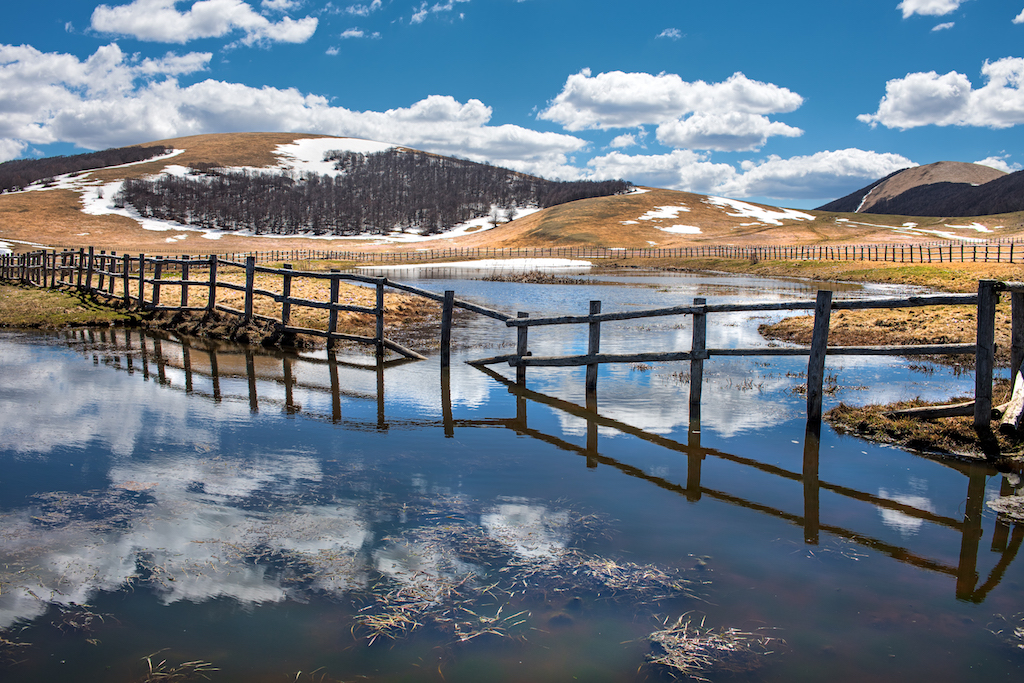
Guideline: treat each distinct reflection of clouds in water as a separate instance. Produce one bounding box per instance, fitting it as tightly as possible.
[481,501,570,561]
[0,336,224,456]
[878,479,936,537]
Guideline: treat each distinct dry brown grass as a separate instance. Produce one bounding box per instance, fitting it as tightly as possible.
[0,282,135,328]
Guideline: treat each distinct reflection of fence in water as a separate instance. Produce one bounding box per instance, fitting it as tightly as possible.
[64,327,1023,604]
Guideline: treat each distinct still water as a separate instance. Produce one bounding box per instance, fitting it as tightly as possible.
[0,270,1021,682]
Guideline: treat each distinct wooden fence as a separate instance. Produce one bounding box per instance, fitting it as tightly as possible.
[23,238,1024,265]
[4,247,1024,431]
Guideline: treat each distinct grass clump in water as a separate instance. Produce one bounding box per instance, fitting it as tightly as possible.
[646,614,783,681]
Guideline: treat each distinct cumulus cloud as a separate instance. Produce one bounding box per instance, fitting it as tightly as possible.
[897,0,965,18]
[974,155,1021,173]
[585,148,914,201]
[0,138,28,162]
[608,133,637,148]
[657,28,682,40]
[262,0,300,10]
[931,21,954,30]
[858,57,1024,129]
[655,112,802,152]
[1014,10,1024,24]
[91,0,318,46]
[340,27,378,38]
[0,42,585,177]
[539,69,803,152]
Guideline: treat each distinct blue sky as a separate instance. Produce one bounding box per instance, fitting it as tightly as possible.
[1,0,1023,207]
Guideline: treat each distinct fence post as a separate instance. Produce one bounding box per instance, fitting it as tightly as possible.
[690,297,707,425]
[586,301,601,393]
[152,258,163,307]
[974,280,999,429]
[137,253,146,306]
[85,246,95,292]
[207,255,218,312]
[1011,291,1024,383]
[375,280,385,357]
[806,290,833,425]
[516,312,529,385]
[181,255,190,307]
[440,289,455,368]
[122,253,131,306]
[327,269,340,351]
[243,255,255,323]
[281,263,293,327]
[97,250,106,291]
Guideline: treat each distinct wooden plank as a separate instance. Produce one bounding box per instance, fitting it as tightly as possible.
[381,338,428,361]
[387,280,510,321]
[516,312,529,385]
[513,351,697,366]
[975,280,998,428]
[586,301,601,392]
[243,256,255,324]
[690,297,706,423]
[466,353,519,366]
[999,370,1024,434]
[440,290,454,368]
[806,290,833,424]
[886,402,976,419]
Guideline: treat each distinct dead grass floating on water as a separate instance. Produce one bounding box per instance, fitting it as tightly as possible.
[137,650,218,683]
[646,614,783,681]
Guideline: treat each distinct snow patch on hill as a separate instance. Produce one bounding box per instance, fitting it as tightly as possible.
[273,138,396,177]
[705,196,814,226]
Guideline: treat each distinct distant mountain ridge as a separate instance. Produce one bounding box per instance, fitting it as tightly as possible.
[816,161,1023,217]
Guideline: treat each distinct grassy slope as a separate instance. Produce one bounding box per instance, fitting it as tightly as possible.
[1,133,1023,255]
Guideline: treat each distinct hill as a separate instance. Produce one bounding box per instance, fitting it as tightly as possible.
[816,161,1014,216]
[1,134,1022,256]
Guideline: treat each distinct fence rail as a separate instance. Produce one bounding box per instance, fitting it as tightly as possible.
[16,238,1024,265]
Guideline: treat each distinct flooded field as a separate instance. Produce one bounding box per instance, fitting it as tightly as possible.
[0,270,1021,682]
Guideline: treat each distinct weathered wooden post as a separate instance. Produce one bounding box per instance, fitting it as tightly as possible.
[246,349,258,413]
[152,258,163,307]
[97,250,106,292]
[207,255,218,312]
[806,290,833,424]
[181,255,190,307]
[516,312,529,385]
[243,255,255,324]
[803,426,821,545]
[327,269,340,351]
[182,339,193,394]
[375,280,385,357]
[585,300,601,393]
[974,280,998,429]
[1001,289,1024,434]
[137,253,146,305]
[121,253,131,305]
[76,248,85,288]
[281,264,293,327]
[440,289,455,368]
[689,297,707,425]
[107,252,117,296]
[85,246,95,292]
[329,353,341,422]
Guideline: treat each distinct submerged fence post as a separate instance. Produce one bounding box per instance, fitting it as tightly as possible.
[689,297,707,425]
[440,289,455,368]
[243,255,255,324]
[375,280,385,357]
[516,312,529,386]
[806,290,833,425]
[327,269,340,351]
[974,280,999,429]
[585,300,601,393]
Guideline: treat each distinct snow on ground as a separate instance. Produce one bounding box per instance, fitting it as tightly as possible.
[657,225,702,234]
[835,217,997,241]
[705,196,814,226]
[638,205,690,221]
[273,138,396,177]
[358,258,592,272]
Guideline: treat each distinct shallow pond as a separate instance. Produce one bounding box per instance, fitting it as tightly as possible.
[0,270,1021,682]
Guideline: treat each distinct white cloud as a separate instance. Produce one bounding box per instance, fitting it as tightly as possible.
[91,0,318,46]
[655,112,802,152]
[1014,9,1024,24]
[897,0,965,19]
[346,0,381,15]
[538,69,802,152]
[931,21,954,30]
[657,28,682,40]
[974,155,1021,173]
[262,0,300,10]
[585,148,914,201]
[325,45,339,55]
[859,57,1024,129]
[340,27,364,38]
[608,133,637,148]
[0,42,585,179]
[0,138,28,162]
[410,0,470,25]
